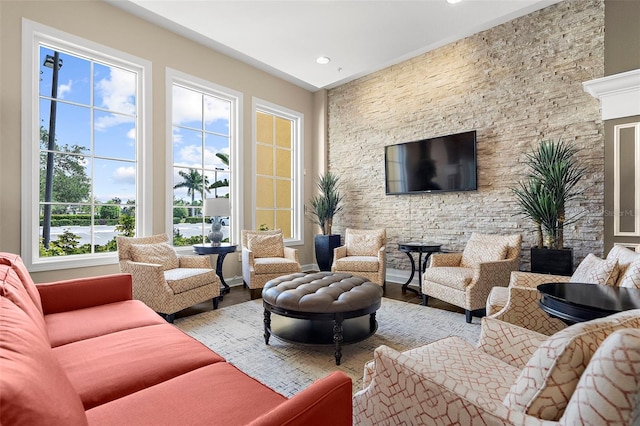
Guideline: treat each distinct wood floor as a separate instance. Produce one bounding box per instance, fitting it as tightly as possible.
[175,279,464,321]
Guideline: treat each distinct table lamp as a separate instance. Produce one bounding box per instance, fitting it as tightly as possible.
[204,197,230,246]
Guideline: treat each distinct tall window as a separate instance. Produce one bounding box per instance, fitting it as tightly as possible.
[168,69,241,247]
[254,100,303,243]
[22,20,151,271]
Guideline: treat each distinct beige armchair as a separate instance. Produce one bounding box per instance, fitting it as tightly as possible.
[422,232,522,323]
[353,310,640,425]
[331,228,386,287]
[116,233,220,323]
[241,229,301,300]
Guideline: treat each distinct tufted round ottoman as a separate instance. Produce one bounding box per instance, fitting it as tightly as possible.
[262,271,383,365]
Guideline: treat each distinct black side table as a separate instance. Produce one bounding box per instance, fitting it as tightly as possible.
[398,242,442,295]
[193,243,237,295]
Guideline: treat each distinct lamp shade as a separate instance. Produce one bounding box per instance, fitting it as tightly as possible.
[204,197,230,217]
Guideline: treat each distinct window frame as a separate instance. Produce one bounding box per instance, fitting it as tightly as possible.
[252,98,304,245]
[165,68,243,251]
[21,19,152,271]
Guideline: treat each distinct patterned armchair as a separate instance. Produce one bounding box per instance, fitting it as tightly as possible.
[353,310,640,425]
[241,229,301,300]
[422,232,522,323]
[487,244,640,335]
[116,233,220,322]
[331,228,386,287]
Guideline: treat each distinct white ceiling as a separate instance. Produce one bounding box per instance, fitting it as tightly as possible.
[111,0,563,91]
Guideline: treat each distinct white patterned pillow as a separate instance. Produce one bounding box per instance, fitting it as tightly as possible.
[345,229,384,257]
[503,310,640,420]
[129,242,179,270]
[618,258,640,289]
[460,239,508,268]
[570,254,619,286]
[248,233,284,258]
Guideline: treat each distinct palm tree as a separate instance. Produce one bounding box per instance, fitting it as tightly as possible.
[174,169,210,215]
[209,153,230,195]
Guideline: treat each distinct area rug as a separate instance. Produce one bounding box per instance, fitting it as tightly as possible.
[175,298,480,397]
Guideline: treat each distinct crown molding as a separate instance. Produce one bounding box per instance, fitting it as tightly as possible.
[583,69,640,120]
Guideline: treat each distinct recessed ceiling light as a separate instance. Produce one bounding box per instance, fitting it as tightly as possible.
[447,0,462,3]
[316,56,331,65]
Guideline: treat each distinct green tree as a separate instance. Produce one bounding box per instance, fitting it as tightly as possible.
[209,153,230,195]
[39,126,91,205]
[174,169,210,215]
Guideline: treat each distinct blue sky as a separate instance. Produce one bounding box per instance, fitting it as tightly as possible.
[39,46,230,206]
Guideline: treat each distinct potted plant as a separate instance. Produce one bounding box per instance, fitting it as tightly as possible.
[512,139,586,275]
[308,172,343,271]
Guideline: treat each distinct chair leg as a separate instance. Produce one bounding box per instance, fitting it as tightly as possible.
[250,288,262,300]
[213,297,219,310]
[465,310,472,324]
[158,312,175,323]
[421,295,429,306]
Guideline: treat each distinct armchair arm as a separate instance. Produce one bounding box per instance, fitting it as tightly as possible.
[490,286,567,335]
[353,345,545,426]
[509,271,569,289]
[247,371,352,426]
[283,247,300,264]
[377,245,386,261]
[466,257,519,311]
[37,273,132,315]
[430,252,462,267]
[479,317,548,369]
[178,255,212,269]
[119,260,174,311]
[333,245,347,261]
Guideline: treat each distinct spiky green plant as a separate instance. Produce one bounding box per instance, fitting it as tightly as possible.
[308,172,343,235]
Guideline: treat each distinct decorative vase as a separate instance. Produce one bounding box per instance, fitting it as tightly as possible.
[315,234,341,271]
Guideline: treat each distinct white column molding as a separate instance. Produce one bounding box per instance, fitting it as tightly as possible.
[583,69,640,120]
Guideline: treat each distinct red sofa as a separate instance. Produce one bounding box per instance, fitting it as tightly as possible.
[0,252,352,425]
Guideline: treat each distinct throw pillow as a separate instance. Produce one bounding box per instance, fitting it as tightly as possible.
[345,230,384,257]
[618,257,640,289]
[570,253,619,286]
[503,309,640,421]
[248,233,284,258]
[460,239,508,268]
[129,242,179,271]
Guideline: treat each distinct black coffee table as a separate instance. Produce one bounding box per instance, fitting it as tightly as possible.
[538,282,640,324]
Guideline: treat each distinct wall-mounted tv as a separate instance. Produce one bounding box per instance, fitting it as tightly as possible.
[385,130,477,195]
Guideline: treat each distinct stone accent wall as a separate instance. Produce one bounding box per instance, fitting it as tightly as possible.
[327,0,605,273]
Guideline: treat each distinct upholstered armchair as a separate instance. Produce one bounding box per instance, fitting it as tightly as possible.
[353,310,640,425]
[241,229,301,300]
[116,233,220,322]
[487,244,640,335]
[422,232,522,323]
[331,228,386,287]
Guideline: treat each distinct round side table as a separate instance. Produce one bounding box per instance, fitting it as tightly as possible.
[193,243,237,294]
[398,242,442,295]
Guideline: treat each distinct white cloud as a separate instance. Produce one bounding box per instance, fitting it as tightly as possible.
[172,86,230,128]
[57,79,73,99]
[112,166,136,185]
[95,67,136,131]
[126,128,136,141]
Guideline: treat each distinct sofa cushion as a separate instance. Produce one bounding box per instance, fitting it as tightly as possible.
[45,300,167,347]
[85,363,287,426]
[164,268,218,294]
[248,232,285,258]
[423,267,474,290]
[53,323,226,409]
[129,242,179,270]
[0,262,48,338]
[461,239,508,268]
[254,257,301,274]
[570,253,619,286]
[0,252,43,314]
[503,309,640,421]
[345,229,384,257]
[0,297,88,426]
[607,245,640,279]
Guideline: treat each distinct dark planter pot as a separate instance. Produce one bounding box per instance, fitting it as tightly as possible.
[531,247,574,276]
[315,234,341,271]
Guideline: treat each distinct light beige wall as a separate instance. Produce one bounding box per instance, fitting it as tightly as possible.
[327,0,605,272]
[0,0,317,282]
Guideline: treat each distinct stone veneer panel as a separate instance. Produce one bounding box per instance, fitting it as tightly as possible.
[327,0,605,272]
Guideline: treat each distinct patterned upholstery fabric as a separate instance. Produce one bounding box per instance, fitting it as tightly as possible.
[562,328,640,424]
[241,230,301,295]
[461,239,508,268]
[570,253,619,286]
[607,245,640,277]
[504,309,640,421]
[116,234,220,318]
[353,312,640,425]
[422,233,522,318]
[129,242,179,271]
[619,258,640,289]
[332,228,386,287]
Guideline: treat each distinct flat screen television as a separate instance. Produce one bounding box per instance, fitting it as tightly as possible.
[385,130,477,194]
